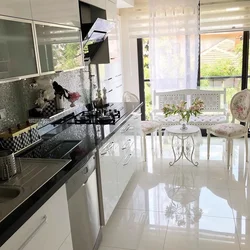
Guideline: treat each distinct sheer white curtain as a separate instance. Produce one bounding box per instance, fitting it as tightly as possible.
[149,0,200,91]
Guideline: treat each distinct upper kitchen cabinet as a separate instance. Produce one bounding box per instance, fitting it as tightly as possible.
[0,0,32,19]
[30,0,80,27]
[117,0,134,8]
[80,0,106,9]
[35,23,82,73]
[106,0,117,21]
[0,17,38,81]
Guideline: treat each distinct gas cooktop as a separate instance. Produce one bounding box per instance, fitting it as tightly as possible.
[74,107,122,125]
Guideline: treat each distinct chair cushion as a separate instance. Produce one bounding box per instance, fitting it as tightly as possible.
[141,121,161,134]
[208,123,247,137]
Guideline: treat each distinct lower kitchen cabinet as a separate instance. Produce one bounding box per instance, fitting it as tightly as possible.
[99,135,120,224]
[59,234,73,250]
[99,113,140,225]
[117,145,136,199]
[0,185,72,250]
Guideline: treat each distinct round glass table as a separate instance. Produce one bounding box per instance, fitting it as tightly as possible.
[165,125,200,167]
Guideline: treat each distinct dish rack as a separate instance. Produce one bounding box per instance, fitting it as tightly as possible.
[0,123,41,153]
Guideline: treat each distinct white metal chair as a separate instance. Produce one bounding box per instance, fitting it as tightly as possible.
[207,89,250,169]
[123,91,162,161]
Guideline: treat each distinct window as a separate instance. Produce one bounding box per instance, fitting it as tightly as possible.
[200,32,243,108]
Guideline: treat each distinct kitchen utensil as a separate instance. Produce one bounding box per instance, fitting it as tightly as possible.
[0,143,17,181]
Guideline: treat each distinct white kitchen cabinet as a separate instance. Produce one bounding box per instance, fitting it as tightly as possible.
[99,116,139,224]
[81,0,106,9]
[117,142,135,199]
[100,14,122,101]
[106,0,117,21]
[117,0,134,8]
[0,185,73,250]
[59,234,74,250]
[30,0,80,27]
[99,135,121,224]
[0,0,32,19]
[119,113,142,162]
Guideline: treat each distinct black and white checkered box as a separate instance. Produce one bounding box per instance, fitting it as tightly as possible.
[0,127,41,153]
[42,100,57,117]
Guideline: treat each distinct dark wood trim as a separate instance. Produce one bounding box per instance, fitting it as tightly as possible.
[241,31,249,90]
[137,38,146,120]
[197,1,201,87]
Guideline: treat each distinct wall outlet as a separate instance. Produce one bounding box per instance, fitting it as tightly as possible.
[0,109,6,119]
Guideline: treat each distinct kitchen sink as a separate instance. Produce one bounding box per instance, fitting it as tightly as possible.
[0,186,22,203]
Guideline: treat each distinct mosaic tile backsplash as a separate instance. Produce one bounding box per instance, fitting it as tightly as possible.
[0,66,98,131]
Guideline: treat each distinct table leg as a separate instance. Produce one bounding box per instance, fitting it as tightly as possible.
[183,135,198,167]
[169,135,183,166]
[169,134,198,167]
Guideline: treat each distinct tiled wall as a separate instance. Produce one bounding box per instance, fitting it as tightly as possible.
[0,66,98,131]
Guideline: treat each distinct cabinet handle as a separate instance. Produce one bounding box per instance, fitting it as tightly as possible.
[121,124,132,133]
[116,84,123,88]
[108,89,113,93]
[123,154,132,166]
[133,113,142,119]
[101,142,114,155]
[18,215,47,250]
[108,77,113,81]
[122,139,131,150]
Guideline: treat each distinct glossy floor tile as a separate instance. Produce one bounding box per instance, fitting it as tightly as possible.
[165,215,240,250]
[99,137,250,250]
[101,209,168,250]
[235,218,250,250]
[98,247,128,250]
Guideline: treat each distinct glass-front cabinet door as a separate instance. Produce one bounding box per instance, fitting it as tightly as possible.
[35,23,82,73]
[0,17,38,80]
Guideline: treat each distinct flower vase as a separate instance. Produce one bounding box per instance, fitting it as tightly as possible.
[70,101,75,107]
[55,94,64,110]
[180,118,188,130]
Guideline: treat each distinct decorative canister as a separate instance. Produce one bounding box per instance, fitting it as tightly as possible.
[0,123,41,154]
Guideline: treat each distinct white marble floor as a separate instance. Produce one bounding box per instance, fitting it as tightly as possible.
[98,136,250,250]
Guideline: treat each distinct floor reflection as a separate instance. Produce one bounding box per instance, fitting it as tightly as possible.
[100,137,250,250]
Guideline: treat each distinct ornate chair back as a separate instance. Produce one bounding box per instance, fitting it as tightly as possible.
[230,89,250,124]
[123,91,139,102]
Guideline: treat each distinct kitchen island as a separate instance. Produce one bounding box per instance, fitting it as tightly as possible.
[0,102,142,248]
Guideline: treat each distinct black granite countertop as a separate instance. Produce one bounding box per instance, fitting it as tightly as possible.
[0,102,142,247]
